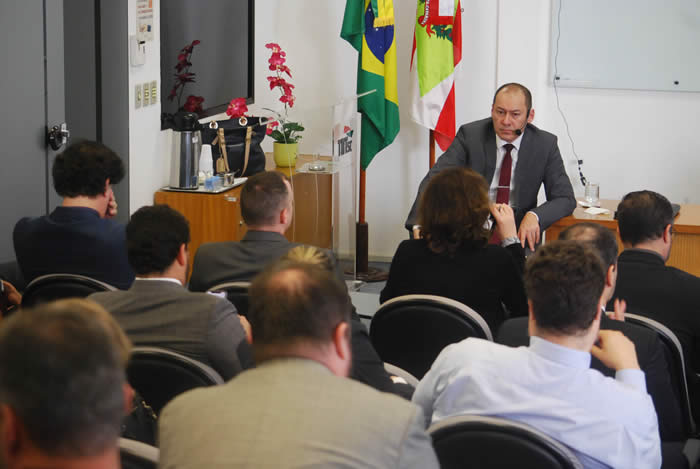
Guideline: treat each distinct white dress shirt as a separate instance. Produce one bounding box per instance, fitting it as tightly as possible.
[413,336,661,469]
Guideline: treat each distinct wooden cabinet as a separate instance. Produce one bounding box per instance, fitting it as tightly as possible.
[154,154,332,279]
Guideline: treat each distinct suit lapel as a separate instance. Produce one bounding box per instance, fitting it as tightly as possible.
[512,127,532,209]
[483,126,497,184]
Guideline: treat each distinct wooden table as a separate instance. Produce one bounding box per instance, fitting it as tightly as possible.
[544,199,700,277]
[154,153,332,279]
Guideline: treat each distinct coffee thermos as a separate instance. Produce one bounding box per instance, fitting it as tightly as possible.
[169,112,202,189]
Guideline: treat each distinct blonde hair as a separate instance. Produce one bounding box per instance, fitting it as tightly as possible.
[282,245,334,273]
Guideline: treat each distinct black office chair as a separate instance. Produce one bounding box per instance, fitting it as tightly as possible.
[127,346,224,415]
[21,273,116,308]
[207,281,251,316]
[370,294,492,379]
[625,313,696,437]
[119,438,159,469]
[384,362,419,388]
[428,415,583,469]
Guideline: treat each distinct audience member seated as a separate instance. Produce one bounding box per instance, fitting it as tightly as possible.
[69,298,157,445]
[380,167,527,332]
[189,170,303,291]
[0,299,130,469]
[90,204,252,380]
[413,241,661,468]
[610,190,700,376]
[159,260,439,468]
[283,245,414,398]
[13,141,134,289]
[498,222,683,441]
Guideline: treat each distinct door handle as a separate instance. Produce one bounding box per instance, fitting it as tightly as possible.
[47,123,70,151]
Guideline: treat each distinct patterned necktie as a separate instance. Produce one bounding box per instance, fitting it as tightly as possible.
[496,144,514,204]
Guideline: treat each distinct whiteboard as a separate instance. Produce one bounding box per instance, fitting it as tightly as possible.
[550,0,700,92]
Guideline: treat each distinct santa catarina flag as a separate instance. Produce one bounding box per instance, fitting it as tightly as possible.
[341,0,400,171]
[410,0,462,151]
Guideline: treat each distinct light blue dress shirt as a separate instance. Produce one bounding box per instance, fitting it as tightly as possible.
[413,337,661,469]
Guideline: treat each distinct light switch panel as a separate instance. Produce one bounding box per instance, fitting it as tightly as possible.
[135,84,142,109]
[150,80,158,104]
[143,82,150,106]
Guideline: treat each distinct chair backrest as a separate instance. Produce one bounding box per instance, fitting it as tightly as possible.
[207,281,251,316]
[119,438,159,469]
[625,313,696,436]
[127,346,224,415]
[370,294,492,379]
[428,415,583,469]
[21,273,116,308]
[384,362,419,388]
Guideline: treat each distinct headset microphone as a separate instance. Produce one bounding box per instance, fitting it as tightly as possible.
[514,122,526,136]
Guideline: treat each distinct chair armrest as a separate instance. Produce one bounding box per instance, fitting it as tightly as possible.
[683,438,700,468]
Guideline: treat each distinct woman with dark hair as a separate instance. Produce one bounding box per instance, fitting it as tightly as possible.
[380,167,527,332]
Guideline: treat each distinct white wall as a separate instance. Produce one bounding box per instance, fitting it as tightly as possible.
[127,0,170,213]
[126,0,700,258]
[496,0,700,207]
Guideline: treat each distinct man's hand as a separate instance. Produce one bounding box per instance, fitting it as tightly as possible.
[591,330,640,371]
[518,212,540,251]
[412,226,422,239]
[607,298,626,322]
[2,281,21,306]
[238,315,252,344]
[489,204,517,240]
[106,194,118,219]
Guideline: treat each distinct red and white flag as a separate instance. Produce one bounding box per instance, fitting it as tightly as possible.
[409,0,462,151]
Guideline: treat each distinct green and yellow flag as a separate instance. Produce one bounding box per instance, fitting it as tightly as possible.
[341,0,400,170]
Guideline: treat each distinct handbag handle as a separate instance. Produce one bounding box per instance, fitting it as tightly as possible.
[241,126,252,176]
[212,128,231,174]
[210,125,254,176]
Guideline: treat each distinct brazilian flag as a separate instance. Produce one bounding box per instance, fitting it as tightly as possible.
[341,0,400,171]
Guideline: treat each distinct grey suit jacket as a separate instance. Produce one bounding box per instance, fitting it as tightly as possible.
[188,230,301,292]
[89,279,250,380]
[405,118,575,230]
[159,358,439,468]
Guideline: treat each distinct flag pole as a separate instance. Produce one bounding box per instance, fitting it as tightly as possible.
[356,169,368,274]
[429,130,436,168]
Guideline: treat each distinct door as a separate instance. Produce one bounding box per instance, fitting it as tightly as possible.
[0,1,65,264]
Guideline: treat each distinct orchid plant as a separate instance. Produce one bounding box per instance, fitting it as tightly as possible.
[167,40,205,114]
[227,43,304,144]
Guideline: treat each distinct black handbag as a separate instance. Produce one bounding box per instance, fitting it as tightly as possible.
[201,117,267,177]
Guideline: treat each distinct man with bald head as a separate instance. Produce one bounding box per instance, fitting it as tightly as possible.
[159,260,439,468]
[406,83,575,249]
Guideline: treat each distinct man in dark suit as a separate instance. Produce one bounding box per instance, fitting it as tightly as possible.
[405,83,575,250]
[13,141,134,289]
[498,222,683,441]
[90,204,252,381]
[188,171,410,398]
[188,170,300,291]
[611,190,700,375]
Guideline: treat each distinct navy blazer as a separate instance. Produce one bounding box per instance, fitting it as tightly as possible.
[13,206,134,289]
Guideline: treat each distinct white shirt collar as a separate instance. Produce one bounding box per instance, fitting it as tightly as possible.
[496,132,524,151]
[134,277,183,286]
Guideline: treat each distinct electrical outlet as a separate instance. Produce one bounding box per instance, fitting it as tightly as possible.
[143,82,150,106]
[135,84,142,109]
[150,80,158,104]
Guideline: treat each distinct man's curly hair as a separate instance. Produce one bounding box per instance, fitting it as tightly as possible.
[52,141,124,197]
